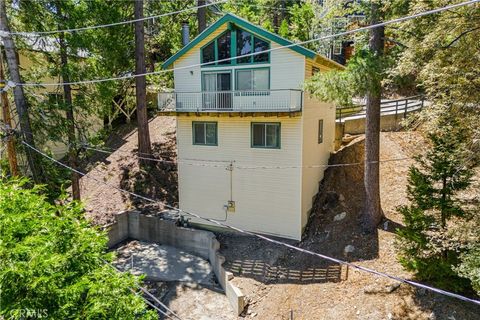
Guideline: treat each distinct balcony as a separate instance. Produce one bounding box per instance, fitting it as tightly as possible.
[157,89,303,113]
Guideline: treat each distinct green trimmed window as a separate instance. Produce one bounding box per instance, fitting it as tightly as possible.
[201,31,232,66]
[251,123,280,148]
[201,27,269,67]
[236,68,269,91]
[193,122,218,146]
[237,30,269,64]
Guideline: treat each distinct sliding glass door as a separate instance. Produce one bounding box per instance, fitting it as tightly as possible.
[202,72,232,110]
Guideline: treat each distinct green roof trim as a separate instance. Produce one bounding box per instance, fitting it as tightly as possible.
[162,13,317,69]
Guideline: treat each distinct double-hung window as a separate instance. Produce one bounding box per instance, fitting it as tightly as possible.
[251,123,280,148]
[193,122,218,146]
[236,68,269,92]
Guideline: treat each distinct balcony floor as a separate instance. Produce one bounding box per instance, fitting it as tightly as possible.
[157,110,303,117]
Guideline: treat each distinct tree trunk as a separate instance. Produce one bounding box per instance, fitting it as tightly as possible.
[362,3,384,233]
[197,0,206,33]
[441,176,447,228]
[0,0,43,182]
[56,2,81,200]
[273,0,285,32]
[134,0,152,166]
[0,52,18,176]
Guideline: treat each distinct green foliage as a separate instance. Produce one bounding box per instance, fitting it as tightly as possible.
[0,178,156,319]
[305,49,384,106]
[223,0,318,49]
[456,246,480,295]
[390,0,480,105]
[396,115,475,291]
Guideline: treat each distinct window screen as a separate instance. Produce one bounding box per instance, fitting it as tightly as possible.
[236,69,269,91]
[252,123,280,148]
[193,122,217,145]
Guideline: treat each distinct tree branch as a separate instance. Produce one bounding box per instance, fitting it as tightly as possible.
[442,27,480,49]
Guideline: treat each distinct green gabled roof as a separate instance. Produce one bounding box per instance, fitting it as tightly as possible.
[162,13,318,69]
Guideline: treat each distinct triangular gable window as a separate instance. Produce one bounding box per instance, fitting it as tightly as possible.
[201,27,270,66]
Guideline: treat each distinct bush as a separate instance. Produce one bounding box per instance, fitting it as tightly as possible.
[0,178,156,319]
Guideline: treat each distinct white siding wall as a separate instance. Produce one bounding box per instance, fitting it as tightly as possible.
[300,94,336,229]
[177,116,304,240]
[171,23,309,239]
[173,28,305,93]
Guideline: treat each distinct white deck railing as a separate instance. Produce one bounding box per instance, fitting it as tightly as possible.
[158,89,303,112]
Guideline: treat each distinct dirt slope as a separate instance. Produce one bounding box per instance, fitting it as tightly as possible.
[79,116,177,226]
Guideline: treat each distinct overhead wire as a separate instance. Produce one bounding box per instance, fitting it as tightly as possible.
[2,0,478,87]
[3,0,480,308]
[102,259,184,320]
[82,143,412,169]
[20,139,480,307]
[1,0,229,36]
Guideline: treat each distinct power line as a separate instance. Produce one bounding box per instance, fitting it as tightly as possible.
[81,143,412,169]
[5,0,479,87]
[102,259,184,320]
[1,0,228,36]
[21,139,480,307]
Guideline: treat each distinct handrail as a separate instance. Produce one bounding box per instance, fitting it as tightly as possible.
[159,89,303,94]
[157,89,303,112]
[336,95,425,121]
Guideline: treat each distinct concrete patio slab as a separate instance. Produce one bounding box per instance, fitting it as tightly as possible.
[114,240,215,285]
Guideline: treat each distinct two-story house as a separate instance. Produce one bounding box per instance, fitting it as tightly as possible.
[158,13,343,240]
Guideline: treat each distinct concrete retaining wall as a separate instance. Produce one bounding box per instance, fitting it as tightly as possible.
[105,211,246,315]
[342,114,404,135]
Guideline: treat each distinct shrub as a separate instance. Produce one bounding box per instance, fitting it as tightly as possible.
[0,178,156,319]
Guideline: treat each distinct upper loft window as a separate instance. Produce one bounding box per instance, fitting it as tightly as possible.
[217,31,231,64]
[237,30,269,64]
[201,30,232,66]
[201,27,269,67]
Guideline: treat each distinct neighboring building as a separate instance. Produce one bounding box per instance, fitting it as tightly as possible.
[158,13,343,240]
[1,37,102,160]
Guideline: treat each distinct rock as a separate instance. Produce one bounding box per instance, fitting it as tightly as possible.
[344,245,355,255]
[385,282,401,293]
[363,282,401,294]
[334,212,347,221]
[339,194,345,202]
[251,312,257,317]
[383,220,389,230]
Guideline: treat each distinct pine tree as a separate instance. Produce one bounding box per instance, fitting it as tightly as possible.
[396,114,474,291]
